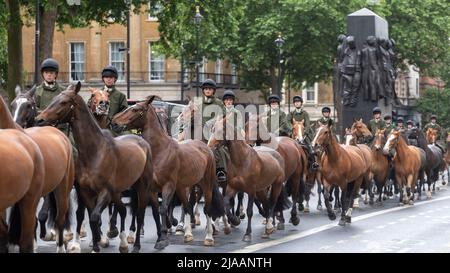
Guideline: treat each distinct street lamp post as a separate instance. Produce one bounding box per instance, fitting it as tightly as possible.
[194,6,203,97]
[34,0,40,85]
[126,0,131,99]
[274,34,285,98]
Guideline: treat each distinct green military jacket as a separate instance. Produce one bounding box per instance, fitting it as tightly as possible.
[106,86,128,121]
[35,82,65,110]
[225,106,244,131]
[385,124,396,137]
[181,96,226,141]
[315,117,335,133]
[423,123,442,140]
[287,108,312,141]
[266,109,291,137]
[367,119,386,136]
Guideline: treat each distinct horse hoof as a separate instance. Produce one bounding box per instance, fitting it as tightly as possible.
[346,216,351,223]
[369,200,374,205]
[338,218,346,226]
[290,216,300,226]
[107,227,119,239]
[99,236,109,248]
[224,226,231,235]
[42,230,56,241]
[64,231,74,242]
[353,203,360,209]
[317,205,323,211]
[204,239,214,247]
[127,232,135,244]
[154,239,169,250]
[67,242,81,253]
[229,216,241,226]
[328,213,336,221]
[382,195,388,201]
[265,227,274,235]
[409,200,414,205]
[363,199,369,205]
[184,234,194,243]
[261,232,270,239]
[213,227,219,236]
[304,207,310,213]
[298,204,304,212]
[175,226,184,235]
[243,234,252,242]
[119,245,129,253]
[80,228,87,238]
[262,219,267,225]
[277,222,285,230]
[190,223,196,229]
[171,217,178,227]
[140,228,145,237]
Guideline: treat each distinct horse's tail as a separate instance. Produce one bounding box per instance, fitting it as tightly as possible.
[205,152,224,220]
[8,203,22,245]
[47,192,57,229]
[275,184,292,211]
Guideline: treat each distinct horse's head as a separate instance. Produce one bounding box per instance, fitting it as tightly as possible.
[426,128,438,144]
[351,118,372,139]
[208,113,243,149]
[112,96,156,130]
[383,130,399,155]
[88,87,110,116]
[312,120,333,150]
[292,119,305,143]
[373,128,386,150]
[11,85,37,128]
[35,82,81,126]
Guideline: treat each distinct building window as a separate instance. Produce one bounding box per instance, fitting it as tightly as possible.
[149,43,165,81]
[109,42,125,82]
[70,42,84,82]
[215,59,222,84]
[303,83,317,104]
[148,1,162,20]
[231,63,238,84]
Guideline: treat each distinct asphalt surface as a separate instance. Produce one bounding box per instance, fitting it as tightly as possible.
[16,171,450,253]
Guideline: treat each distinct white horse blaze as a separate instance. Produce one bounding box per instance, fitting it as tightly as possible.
[383,134,396,153]
[13,98,28,122]
[312,126,325,147]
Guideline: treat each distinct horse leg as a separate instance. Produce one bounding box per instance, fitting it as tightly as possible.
[322,183,336,220]
[290,177,301,226]
[177,189,194,243]
[37,196,55,241]
[115,198,128,253]
[338,185,348,226]
[107,203,119,239]
[224,187,239,227]
[154,184,175,249]
[129,181,149,253]
[238,192,245,219]
[317,180,323,211]
[67,184,86,253]
[127,189,137,243]
[192,190,201,227]
[334,186,341,211]
[149,192,162,242]
[18,195,41,253]
[242,193,255,242]
[0,210,8,253]
[89,190,111,253]
[52,186,72,253]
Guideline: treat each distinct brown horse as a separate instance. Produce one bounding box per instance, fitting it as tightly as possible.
[383,130,422,205]
[408,127,444,196]
[113,96,224,249]
[36,82,153,253]
[208,115,285,241]
[88,87,110,129]
[292,119,305,144]
[312,121,371,226]
[0,96,45,253]
[6,87,75,252]
[370,129,390,203]
[426,128,439,145]
[246,114,307,227]
[349,119,374,206]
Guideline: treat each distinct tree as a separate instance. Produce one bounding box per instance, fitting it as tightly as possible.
[0,1,8,90]
[415,87,450,130]
[4,0,149,99]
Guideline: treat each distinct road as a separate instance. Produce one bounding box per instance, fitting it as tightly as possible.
[27,173,450,253]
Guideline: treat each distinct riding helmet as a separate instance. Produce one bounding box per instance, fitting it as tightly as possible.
[102,65,119,78]
[40,58,59,73]
[201,79,217,90]
[268,94,281,104]
[293,95,303,103]
[372,107,381,114]
[222,90,236,101]
[322,106,331,113]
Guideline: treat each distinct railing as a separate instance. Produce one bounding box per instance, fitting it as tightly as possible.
[24,71,239,88]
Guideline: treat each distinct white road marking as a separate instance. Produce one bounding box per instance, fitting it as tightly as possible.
[363,229,374,234]
[350,234,361,239]
[399,218,407,221]
[336,240,347,244]
[396,248,412,253]
[319,245,332,250]
[376,225,386,229]
[231,195,450,253]
[409,215,417,218]
[387,222,397,225]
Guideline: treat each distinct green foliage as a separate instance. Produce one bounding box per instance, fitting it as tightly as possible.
[415,87,450,130]
[155,0,450,92]
[0,1,8,88]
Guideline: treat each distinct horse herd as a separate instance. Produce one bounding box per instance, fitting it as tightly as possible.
[0,82,449,253]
